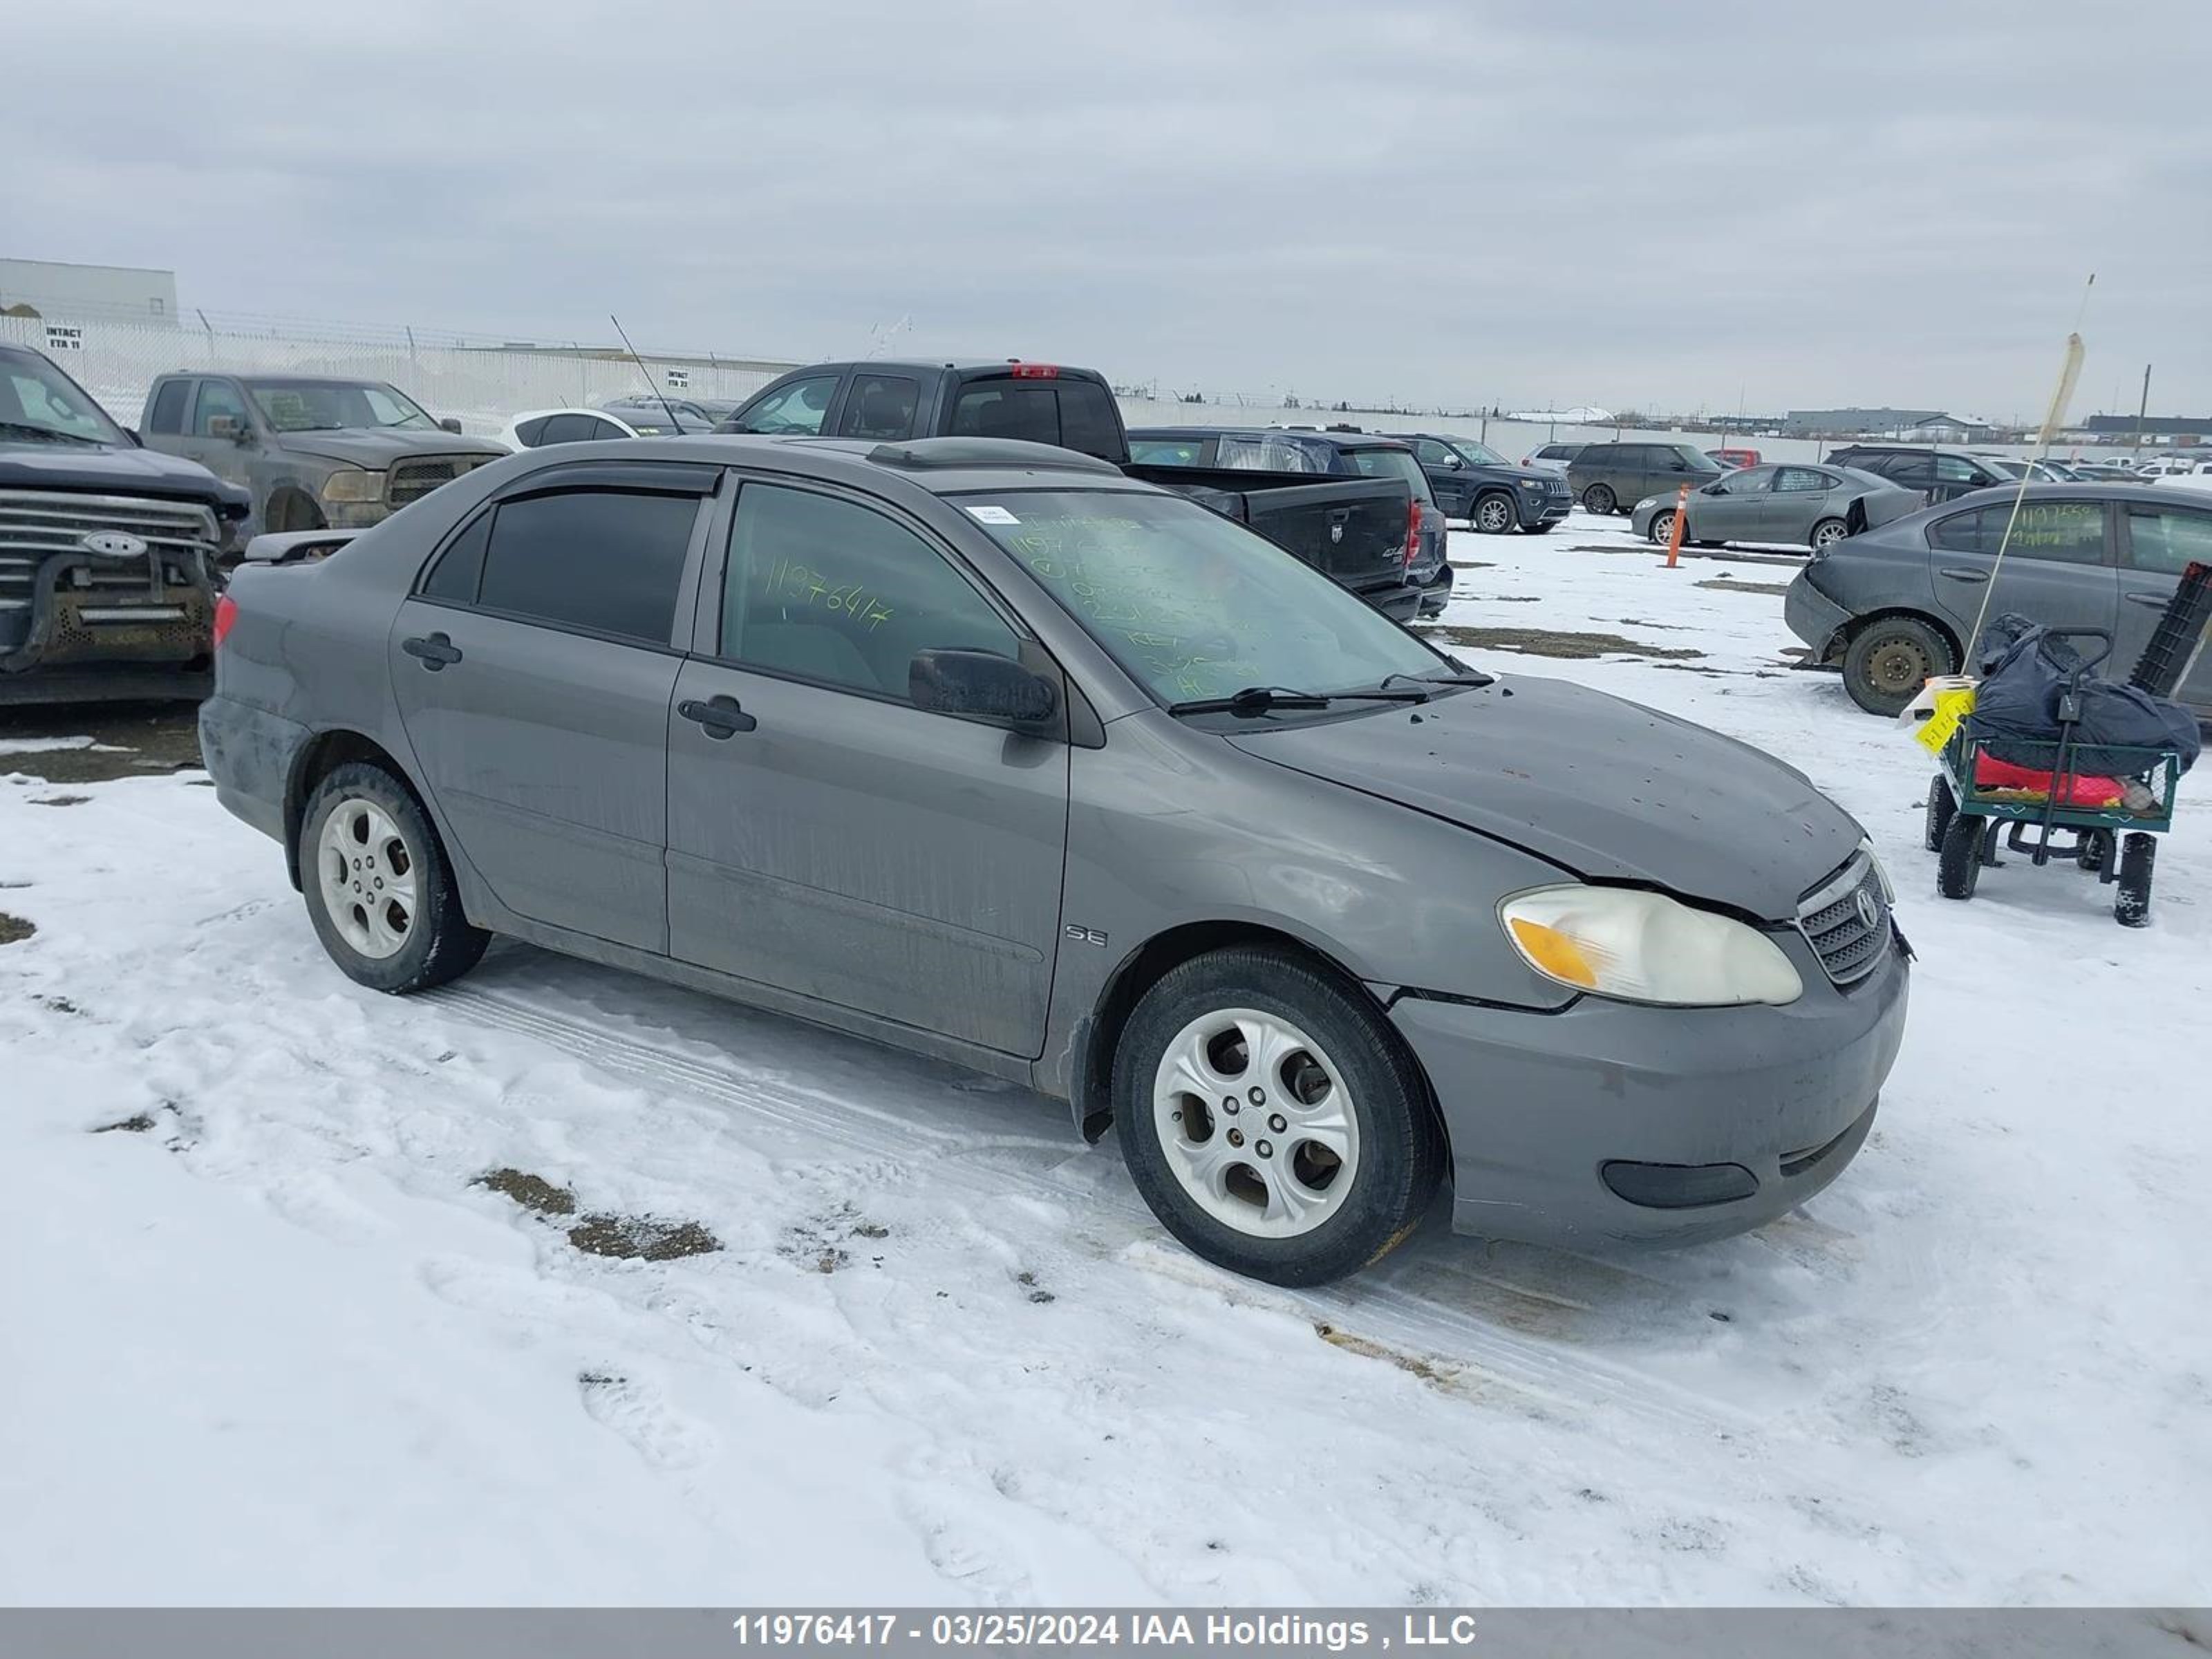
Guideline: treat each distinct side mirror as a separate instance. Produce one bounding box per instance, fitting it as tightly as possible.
[209,415,250,444]
[1667,459,1688,471]
[909,647,1059,729]
[1443,455,1463,469]
[439,417,463,434]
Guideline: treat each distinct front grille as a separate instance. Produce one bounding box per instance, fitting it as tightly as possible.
[387,454,499,509]
[1795,851,1891,987]
[0,489,220,616]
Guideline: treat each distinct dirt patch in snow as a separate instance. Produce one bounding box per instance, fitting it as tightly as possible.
[474,1167,577,1217]
[1417,624,1705,662]
[569,1212,721,1262]
[28,794,90,808]
[93,1113,158,1134]
[0,704,203,784]
[0,912,32,946]
[779,1206,888,1274]
[1696,578,1794,597]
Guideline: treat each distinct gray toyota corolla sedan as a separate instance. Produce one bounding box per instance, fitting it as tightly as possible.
[200,435,1910,1286]
[1630,462,1918,554]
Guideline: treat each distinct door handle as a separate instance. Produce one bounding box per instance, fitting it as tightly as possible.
[402,632,463,669]
[677,695,757,738]
[1937,567,1990,583]
[2124,591,2169,608]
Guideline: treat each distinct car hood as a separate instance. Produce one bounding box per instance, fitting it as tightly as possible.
[1226,675,1862,920]
[274,428,505,467]
[0,440,252,519]
[1463,464,1557,489]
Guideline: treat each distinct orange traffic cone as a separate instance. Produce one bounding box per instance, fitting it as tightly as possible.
[1663,482,1691,569]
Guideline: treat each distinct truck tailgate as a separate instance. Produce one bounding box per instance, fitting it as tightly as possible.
[1125,465,1412,597]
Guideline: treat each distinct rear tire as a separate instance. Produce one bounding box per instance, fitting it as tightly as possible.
[1938,813,1984,899]
[1113,946,1443,1287]
[1581,483,1616,515]
[2115,833,2155,927]
[1844,616,1955,717]
[1810,516,1848,552]
[1924,774,1956,852]
[1472,493,1517,534]
[299,762,489,993]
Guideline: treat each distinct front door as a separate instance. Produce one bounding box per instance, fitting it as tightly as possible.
[389,469,714,952]
[178,378,259,498]
[1924,497,2117,662]
[2114,498,2212,706]
[665,478,1069,1057]
[1690,465,1774,542]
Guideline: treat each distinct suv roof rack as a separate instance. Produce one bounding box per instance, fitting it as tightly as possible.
[864,438,1123,474]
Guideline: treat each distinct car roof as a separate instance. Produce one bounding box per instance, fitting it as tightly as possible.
[505,433,1161,499]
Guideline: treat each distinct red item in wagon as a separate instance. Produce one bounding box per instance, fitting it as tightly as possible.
[1972,753,2126,807]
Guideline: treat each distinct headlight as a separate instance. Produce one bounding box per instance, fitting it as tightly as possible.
[1635,495,1661,510]
[1499,885,1803,1007]
[1857,837,1895,903]
[319,469,388,504]
[1520,478,1544,489]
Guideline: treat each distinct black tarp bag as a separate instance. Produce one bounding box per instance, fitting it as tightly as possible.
[1973,614,2200,776]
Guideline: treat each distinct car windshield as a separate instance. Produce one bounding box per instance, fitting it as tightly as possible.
[245,379,437,433]
[952,489,1453,711]
[1447,438,1509,467]
[0,353,129,446]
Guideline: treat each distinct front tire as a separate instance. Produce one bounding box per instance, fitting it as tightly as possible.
[1114,946,1443,1286]
[1843,616,1955,716]
[1649,509,1676,546]
[1581,483,1616,515]
[300,762,488,993]
[1472,493,1517,534]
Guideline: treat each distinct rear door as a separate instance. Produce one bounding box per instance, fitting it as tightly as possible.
[389,462,718,952]
[2114,498,2212,709]
[1767,465,1838,543]
[1924,498,2117,657]
[664,476,1068,1056]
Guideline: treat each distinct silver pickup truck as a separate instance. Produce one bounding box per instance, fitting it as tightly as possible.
[137,372,504,539]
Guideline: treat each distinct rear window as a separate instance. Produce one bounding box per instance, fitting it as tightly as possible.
[1347,447,1434,502]
[1129,437,1206,466]
[1215,433,1331,473]
[947,377,1125,461]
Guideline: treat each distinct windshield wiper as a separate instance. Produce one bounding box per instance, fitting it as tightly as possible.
[1170,684,1433,717]
[0,420,104,445]
[1381,667,1495,692]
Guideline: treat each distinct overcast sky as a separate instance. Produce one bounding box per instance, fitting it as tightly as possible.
[8,0,2209,420]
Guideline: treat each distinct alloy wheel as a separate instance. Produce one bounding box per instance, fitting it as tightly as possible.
[317,798,419,960]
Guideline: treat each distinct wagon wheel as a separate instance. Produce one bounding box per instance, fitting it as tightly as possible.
[1923,774,1956,852]
[2115,833,2155,928]
[1937,813,1984,899]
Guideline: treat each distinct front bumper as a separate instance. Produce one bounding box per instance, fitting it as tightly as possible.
[1783,572,1855,664]
[1521,486,1572,528]
[1390,930,1909,1248]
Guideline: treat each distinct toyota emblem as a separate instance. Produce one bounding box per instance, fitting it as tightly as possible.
[80,529,149,559]
[1854,888,1882,930]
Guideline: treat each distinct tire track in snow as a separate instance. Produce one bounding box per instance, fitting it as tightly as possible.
[429,981,1752,1438]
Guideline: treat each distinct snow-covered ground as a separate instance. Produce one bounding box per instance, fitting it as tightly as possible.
[3,511,2207,1606]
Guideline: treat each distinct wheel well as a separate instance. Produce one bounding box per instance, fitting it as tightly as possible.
[1845,607,1962,672]
[283,729,420,889]
[266,487,325,534]
[1071,921,1449,1164]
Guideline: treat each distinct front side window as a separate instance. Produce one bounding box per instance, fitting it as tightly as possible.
[955,489,1448,707]
[1931,453,1984,485]
[1412,439,1450,466]
[731,375,839,435]
[475,488,699,642]
[1712,467,1772,496]
[1929,502,2106,563]
[192,379,250,437]
[1448,438,1508,467]
[720,483,1019,700]
[2123,504,2212,575]
[836,374,920,441]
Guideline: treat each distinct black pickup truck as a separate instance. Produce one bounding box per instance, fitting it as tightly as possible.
[2,343,250,705]
[718,360,1422,619]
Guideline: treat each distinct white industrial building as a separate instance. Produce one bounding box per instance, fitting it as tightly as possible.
[0,258,179,323]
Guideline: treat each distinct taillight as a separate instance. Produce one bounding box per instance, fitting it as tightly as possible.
[212,593,238,650]
[1006,363,1061,379]
[1405,499,1423,566]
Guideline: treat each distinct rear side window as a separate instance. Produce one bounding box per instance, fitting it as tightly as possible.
[475,489,699,643]
[422,511,492,602]
[836,374,920,440]
[1929,501,2106,563]
[147,381,189,435]
[1774,467,1830,492]
[538,413,598,445]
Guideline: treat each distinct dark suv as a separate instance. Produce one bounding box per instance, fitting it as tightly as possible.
[1567,442,1727,515]
[1821,446,2012,506]
[1400,433,1571,534]
[1127,428,1452,615]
